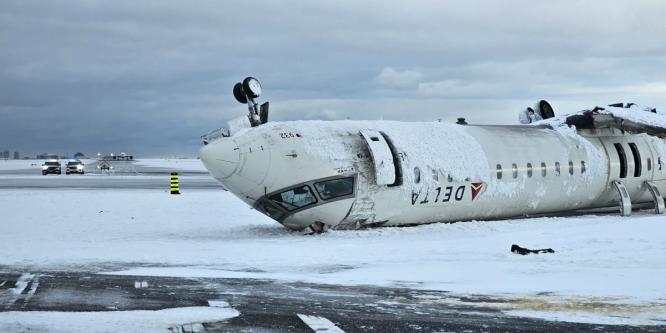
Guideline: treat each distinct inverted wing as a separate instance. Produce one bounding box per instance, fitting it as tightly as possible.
[535,106,666,138]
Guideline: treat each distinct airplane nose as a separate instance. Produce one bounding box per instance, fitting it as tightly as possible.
[199,138,240,180]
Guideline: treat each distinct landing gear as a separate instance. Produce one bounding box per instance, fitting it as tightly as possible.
[231,76,269,127]
[613,181,631,216]
[644,181,665,214]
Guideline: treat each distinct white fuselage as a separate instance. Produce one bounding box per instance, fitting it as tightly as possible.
[200,120,666,230]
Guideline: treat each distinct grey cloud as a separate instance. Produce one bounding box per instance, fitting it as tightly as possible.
[377,67,424,88]
[1,0,666,156]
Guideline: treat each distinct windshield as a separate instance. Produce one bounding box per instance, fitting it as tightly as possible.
[67,161,82,165]
[259,200,287,221]
[45,162,59,166]
[314,177,354,200]
[268,185,317,211]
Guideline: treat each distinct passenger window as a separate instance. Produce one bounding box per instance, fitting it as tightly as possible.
[569,161,574,175]
[648,157,652,171]
[496,164,502,180]
[414,167,421,183]
[555,162,561,176]
[541,162,547,177]
[432,169,438,182]
[581,161,587,174]
[526,163,533,178]
[268,185,317,211]
[512,163,518,179]
[314,177,354,200]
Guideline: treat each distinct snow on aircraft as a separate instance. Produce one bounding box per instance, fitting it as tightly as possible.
[200,77,666,232]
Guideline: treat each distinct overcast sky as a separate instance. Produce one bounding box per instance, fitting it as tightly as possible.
[2,0,666,157]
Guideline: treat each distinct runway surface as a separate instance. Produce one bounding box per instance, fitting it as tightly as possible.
[0,160,221,190]
[1,271,662,333]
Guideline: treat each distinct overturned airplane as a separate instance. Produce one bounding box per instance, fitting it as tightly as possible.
[200,77,666,232]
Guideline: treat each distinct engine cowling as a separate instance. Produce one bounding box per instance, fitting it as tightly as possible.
[519,100,555,124]
[534,100,555,119]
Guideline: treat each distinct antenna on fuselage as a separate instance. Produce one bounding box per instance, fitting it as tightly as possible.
[233,77,269,127]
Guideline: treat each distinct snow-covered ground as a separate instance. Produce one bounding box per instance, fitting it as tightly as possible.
[133,158,207,172]
[0,306,238,333]
[1,187,665,325]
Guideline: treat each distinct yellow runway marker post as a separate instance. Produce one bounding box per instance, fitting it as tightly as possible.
[170,172,180,195]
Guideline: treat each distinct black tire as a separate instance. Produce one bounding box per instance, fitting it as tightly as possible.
[233,82,247,104]
[42,171,46,175]
[242,77,260,99]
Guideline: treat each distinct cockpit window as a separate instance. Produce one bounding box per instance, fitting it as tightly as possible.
[268,185,317,211]
[314,177,354,200]
[260,200,286,221]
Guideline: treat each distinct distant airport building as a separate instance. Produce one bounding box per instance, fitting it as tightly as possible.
[100,152,133,161]
[74,152,85,159]
[13,151,19,160]
[36,153,59,160]
[2,150,8,159]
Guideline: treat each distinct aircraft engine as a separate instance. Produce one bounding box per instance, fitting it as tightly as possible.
[519,99,555,124]
[534,100,555,119]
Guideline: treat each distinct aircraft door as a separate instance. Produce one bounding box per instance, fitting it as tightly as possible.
[646,137,666,180]
[359,129,398,185]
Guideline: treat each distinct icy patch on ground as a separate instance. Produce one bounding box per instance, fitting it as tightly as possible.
[415,293,666,326]
[507,308,663,326]
[0,306,239,333]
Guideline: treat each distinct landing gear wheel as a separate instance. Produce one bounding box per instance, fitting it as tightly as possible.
[242,77,262,99]
[233,83,248,104]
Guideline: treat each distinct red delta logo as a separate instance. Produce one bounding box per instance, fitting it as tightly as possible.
[471,182,485,201]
